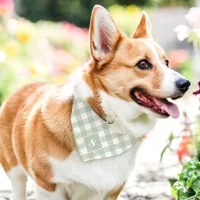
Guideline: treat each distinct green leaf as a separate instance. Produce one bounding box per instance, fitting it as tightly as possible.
[192,179,200,193]
[194,162,200,169]
[169,178,178,187]
[188,171,200,187]
[185,196,197,200]
[188,158,199,165]
[172,158,200,200]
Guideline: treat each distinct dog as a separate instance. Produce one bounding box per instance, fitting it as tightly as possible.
[0,5,190,200]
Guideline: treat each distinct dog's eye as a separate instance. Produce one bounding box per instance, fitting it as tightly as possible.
[136,60,152,70]
[165,60,169,66]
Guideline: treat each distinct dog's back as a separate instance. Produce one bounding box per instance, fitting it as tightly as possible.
[0,82,75,191]
[0,83,46,171]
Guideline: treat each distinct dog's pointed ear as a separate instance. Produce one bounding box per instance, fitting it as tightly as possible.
[89,5,121,65]
[132,11,152,39]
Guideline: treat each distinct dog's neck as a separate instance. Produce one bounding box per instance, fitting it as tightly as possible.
[70,61,157,138]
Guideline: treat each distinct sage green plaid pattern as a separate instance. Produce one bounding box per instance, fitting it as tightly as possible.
[71,95,136,162]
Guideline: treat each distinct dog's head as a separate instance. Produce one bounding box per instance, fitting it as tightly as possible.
[88,5,190,119]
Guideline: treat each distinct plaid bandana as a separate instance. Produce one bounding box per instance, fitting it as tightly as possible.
[71,94,136,162]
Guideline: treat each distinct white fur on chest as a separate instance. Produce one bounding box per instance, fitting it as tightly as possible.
[50,140,141,192]
[49,68,156,192]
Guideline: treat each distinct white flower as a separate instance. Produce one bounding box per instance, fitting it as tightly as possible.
[174,25,191,41]
[185,7,200,29]
[7,18,17,35]
[0,51,7,63]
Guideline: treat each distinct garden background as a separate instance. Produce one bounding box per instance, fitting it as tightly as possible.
[0,0,200,199]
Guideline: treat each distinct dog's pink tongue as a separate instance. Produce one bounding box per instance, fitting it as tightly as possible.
[153,98,180,118]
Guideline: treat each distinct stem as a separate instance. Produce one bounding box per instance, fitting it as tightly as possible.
[187,195,197,200]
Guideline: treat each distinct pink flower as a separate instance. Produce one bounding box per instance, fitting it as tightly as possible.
[53,49,79,74]
[193,81,200,95]
[169,49,188,68]
[0,0,14,14]
[62,22,88,45]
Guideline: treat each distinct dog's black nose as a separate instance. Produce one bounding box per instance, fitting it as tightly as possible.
[176,78,191,92]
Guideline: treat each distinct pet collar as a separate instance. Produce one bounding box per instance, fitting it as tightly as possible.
[71,93,136,162]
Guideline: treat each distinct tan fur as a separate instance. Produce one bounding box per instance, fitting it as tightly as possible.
[0,7,171,200]
[133,11,152,39]
[86,37,168,103]
[0,83,76,191]
[106,183,125,200]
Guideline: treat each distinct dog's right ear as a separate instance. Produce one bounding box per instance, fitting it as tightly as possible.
[89,5,121,66]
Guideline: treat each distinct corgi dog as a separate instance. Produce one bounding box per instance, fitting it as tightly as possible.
[0,5,190,200]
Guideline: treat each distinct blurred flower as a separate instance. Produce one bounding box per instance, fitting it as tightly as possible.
[193,81,200,95]
[15,21,35,43]
[177,135,192,161]
[185,7,200,30]
[177,143,187,161]
[16,30,32,43]
[126,5,140,15]
[54,49,79,74]
[169,49,188,68]
[63,22,88,45]
[0,0,14,15]
[175,25,191,41]
[16,69,30,79]
[7,18,17,35]
[28,60,47,76]
[0,16,90,102]
[4,40,21,57]
[108,4,141,36]
[0,51,7,62]
[175,7,200,48]
[52,76,66,84]
[37,22,67,47]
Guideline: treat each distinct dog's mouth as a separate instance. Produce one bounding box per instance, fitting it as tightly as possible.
[130,88,180,118]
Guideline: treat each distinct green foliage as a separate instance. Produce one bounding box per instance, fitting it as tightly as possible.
[172,158,200,200]
[188,32,200,49]
[116,0,149,6]
[13,0,194,27]
[13,0,113,27]
[194,116,200,161]
[180,59,193,82]
[150,0,194,7]
[108,4,142,36]
[0,15,89,104]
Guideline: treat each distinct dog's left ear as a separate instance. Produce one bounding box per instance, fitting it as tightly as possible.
[132,11,152,39]
[89,5,121,66]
